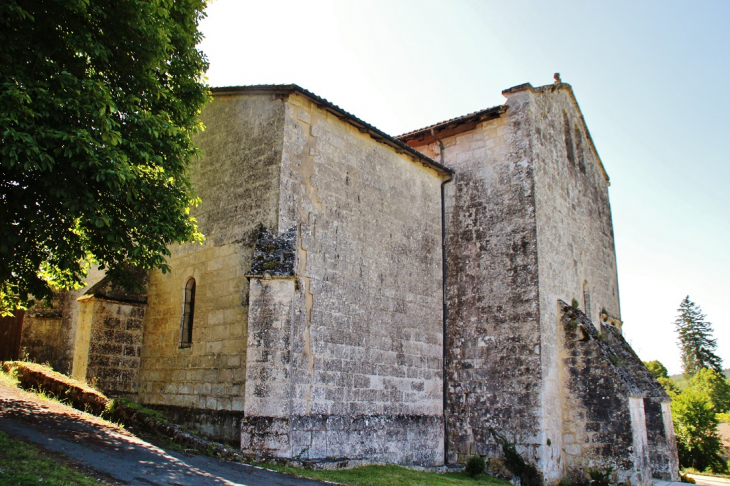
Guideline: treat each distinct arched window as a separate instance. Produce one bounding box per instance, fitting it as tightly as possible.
[180,278,196,348]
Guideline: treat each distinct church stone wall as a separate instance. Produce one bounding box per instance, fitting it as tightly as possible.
[137,94,286,441]
[412,102,543,465]
[83,299,146,398]
[241,93,446,464]
[521,84,622,481]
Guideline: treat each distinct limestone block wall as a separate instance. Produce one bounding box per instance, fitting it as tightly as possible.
[137,94,285,438]
[20,267,106,374]
[83,300,146,398]
[19,295,67,371]
[408,107,543,464]
[519,83,622,480]
[242,277,296,455]
[645,399,679,480]
[558,301,675,485]
[241,92,446,465]
[560,305,637,484]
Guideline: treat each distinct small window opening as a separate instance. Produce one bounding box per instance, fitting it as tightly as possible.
[563,111,576,167]
[583,280,592,322]
[574,126,586,174]
[180,278,196,348]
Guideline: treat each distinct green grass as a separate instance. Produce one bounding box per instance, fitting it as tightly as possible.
[104,397,168,424]
[0,368,19,388]
[256,463,510,486]
[0,431,106,485]
[682,467,730,479]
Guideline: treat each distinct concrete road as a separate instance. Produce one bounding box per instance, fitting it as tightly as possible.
[687,475,730,486]
[0,384,327,486]
[654,475,730,486]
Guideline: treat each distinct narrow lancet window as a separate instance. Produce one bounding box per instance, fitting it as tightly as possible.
[180,278,196,347]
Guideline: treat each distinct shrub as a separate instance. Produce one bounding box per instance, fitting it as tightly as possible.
[490,429,541,486]
[465,455,485,478]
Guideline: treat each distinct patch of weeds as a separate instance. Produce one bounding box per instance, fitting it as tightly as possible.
[294,447,309,461]
[571,298,580,309]
[87,375,101,391]
[262,261,278,270]
[162,438,189,453]
[466,455,486,477]
[490,429,541,486]
[107,397,169,424]
[587,467,613,486]
[610,355,625,366]
[680,473,696,483]
[557,480,586,486]
[565,319,579,331]
[0,367,19,387]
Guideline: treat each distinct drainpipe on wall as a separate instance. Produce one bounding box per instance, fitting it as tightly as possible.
[432,128,452,465]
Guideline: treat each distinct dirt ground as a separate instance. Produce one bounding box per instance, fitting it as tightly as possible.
[0,383,326,486]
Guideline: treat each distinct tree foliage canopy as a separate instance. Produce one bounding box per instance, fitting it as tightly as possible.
[672,388,726,473]
[688,368,730,415]
[675,296,723,376]
[0,0,209,312]
[644,360,669,380]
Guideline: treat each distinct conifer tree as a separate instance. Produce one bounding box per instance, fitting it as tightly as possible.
[675,296,723,376]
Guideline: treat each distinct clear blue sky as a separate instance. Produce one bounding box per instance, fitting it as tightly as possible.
[199,0,730,375]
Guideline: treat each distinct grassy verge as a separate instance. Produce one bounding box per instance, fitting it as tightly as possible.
[0,431,110,485]
[255,463,509,486]
[0,367,19,388]
[683,468,730,479]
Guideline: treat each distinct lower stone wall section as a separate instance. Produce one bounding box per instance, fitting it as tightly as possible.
[242,414,444,465]
[18,316,66,368]
[559,301,676,485]
[147,405,243,447]
[20,294,73,373]
[644,398,679,480]
[85,300,146,398]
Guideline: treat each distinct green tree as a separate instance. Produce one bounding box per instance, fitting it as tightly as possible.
[675,297,723,376]
[672,388,726,473]
[645,360,669,380]
[658,376,680,397]
[687,368,730,414]
[1,0,210,313]
[644,360,681,396]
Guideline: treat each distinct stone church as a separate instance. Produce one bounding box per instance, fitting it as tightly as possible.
[13,78,678,484]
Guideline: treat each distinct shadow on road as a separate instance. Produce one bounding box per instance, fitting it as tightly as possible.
[0,384,325,486]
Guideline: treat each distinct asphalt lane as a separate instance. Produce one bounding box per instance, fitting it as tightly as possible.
[0,384,327,486]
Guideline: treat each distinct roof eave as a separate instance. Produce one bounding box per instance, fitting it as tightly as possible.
[396,105,508,146]
[210,85,454,178]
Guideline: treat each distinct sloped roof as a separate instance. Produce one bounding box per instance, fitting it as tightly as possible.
[396,105,507,145]
[210,85,453,178]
